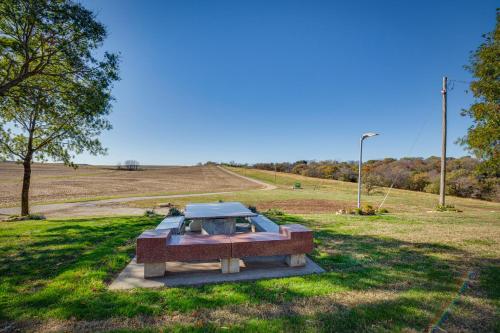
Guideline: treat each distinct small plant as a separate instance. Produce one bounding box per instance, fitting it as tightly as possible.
[266,208,284,216]
[350,206,376,216]
[167,207,182,216]
[293,182,302,189]
[436,204,462,212]
[351,208,363,215]
[144,209,156,217]
[377,208,389,214]
[364,205,376,215]
[248,205,258,213]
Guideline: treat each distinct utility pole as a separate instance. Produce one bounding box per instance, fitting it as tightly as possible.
[439,76,447,206]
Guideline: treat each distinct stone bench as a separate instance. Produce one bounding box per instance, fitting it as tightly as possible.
[136,223,313,277]
[156,216,185,234]
[136,230,232,277]
[249,214,280,233]
[229,224,313,272]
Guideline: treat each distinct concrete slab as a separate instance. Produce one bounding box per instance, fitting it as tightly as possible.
[109,255,325,290]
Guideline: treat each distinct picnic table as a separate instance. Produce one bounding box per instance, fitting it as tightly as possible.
[136,201,314,277]
[184,202,257,235]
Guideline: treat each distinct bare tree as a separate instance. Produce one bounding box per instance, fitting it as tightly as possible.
[124,160,139,171]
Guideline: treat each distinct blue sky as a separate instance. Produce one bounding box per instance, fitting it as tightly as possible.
[78,0,498,165]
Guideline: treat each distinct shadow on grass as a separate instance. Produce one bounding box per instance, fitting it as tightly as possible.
[0,214,497,332]
[0,217,158,287]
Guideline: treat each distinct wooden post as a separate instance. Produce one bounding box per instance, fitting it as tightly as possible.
[439,77,447,206]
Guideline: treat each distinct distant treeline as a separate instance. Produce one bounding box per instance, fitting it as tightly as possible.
[224,157,499,201]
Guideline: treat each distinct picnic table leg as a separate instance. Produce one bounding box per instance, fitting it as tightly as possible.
[285,254,306,267]
[144,262,166,278]
[221,258,240,273]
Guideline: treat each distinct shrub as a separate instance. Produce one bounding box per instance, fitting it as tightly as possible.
[364,205,376,215]
[436,204,462,212]
[350,206,377,216]
[351,208,363,215]
[168,207,182,216]
[293,182,302,189]
[266,208,284,216]
[377,208,389,214]
[247,205,257,213]
[144,209,156,217]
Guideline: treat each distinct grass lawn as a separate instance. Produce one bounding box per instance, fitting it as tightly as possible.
[0,168,499,332]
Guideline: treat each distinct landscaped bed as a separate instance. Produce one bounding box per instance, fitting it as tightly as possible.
[0,208,498,332]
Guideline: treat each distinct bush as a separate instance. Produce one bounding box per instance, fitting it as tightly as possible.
[436,204,462,212]
[350,206,376,216]
[351,208,363,215]
[364,204,376,215]
[293,182,302,189]
[247,205,257,213]
[144,209,156,217]
[167,207,182,216]
[377,208,389,214]
[265,208,284,216]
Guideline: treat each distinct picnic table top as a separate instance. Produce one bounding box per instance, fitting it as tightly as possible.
[184,202,257,219]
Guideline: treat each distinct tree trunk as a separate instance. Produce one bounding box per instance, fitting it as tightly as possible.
[21,158,32,216]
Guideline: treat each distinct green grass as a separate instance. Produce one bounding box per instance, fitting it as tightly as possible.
[0,168,499,332]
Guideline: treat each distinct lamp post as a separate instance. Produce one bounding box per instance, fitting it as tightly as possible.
[357,132,379,209]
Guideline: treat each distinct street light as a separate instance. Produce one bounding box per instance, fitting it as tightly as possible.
[357,132,379,209]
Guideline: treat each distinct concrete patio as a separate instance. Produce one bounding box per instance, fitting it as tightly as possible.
[109,255,325,290]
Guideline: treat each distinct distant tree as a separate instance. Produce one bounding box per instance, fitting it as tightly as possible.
[124,160,140,171]
[335,165,357,182]
[364,174,383,195]
[291,163,308,175]
[250,155,498,201]
[0,0,119,215]
[409,172,430,192]
[319,164,337,179]
[460,10,500,176]
[447,170,476,198]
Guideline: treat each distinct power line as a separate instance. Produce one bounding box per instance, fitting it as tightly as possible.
[377,113,431,210]
[378,77,471,209]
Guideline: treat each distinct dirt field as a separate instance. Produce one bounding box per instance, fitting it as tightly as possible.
[0,163,260,207]
[255,199,353,214]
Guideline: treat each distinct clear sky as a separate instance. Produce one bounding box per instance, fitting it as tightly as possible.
[77,0,498,166]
